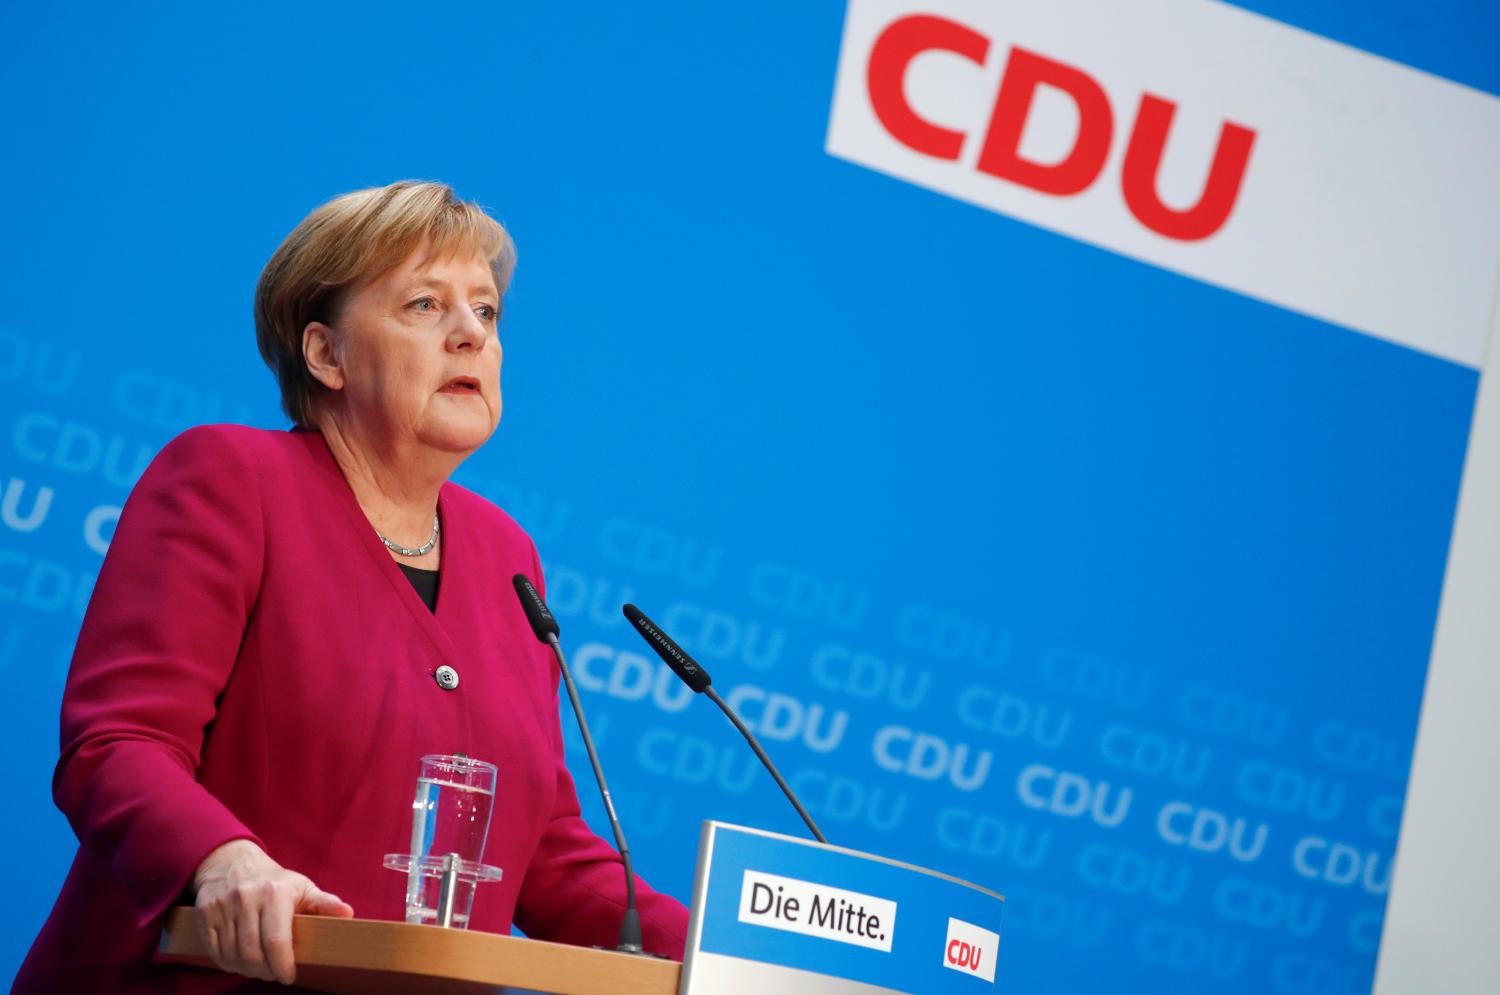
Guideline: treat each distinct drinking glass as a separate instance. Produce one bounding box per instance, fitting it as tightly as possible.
[383,754,503,928]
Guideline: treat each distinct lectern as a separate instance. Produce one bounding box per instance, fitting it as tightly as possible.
[158,908,680,995]
[160,821,1004,994]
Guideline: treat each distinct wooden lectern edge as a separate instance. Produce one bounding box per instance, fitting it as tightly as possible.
[158,906,681,995]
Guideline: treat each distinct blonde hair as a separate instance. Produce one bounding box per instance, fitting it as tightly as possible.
[254,180,517,427]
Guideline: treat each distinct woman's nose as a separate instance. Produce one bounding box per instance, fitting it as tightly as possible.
[448,310,489,350]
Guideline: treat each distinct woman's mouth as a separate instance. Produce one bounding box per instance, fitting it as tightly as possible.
[439,377,482,394]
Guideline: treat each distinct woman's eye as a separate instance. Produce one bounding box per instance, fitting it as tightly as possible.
[476,304,497,321]
[410,297,438,312]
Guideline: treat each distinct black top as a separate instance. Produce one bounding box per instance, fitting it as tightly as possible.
[398,562,440,612]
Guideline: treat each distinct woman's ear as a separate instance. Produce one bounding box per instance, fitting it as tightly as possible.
[303,322,345,392]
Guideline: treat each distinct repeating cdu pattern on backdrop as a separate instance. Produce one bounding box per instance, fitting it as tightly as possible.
[4,1,1500,992]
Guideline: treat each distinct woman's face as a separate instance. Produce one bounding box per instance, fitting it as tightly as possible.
[313,244,503,455]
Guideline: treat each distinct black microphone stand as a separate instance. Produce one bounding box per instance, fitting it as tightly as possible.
[513,575,649,955]
[702,685,828,844]
[542,630,645,953]
[623,603,829,845]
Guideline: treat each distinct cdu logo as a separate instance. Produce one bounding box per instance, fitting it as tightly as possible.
[943,916,1000,983]
[826,0,1500,369]
[861,13,1256,241]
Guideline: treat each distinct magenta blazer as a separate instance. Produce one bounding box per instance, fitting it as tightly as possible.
[15,425,688,992]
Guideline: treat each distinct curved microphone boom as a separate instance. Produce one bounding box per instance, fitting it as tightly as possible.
[513,574,645,955]
[622,603,828,844]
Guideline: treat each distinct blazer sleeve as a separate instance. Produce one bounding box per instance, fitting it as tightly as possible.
[53,425,266,927]
[511,548,690,959]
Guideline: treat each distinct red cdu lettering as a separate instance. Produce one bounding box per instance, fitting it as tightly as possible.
[867,15,990,160]
[977,47,1114,196]
[1121,93,1257,240]
[947,939,983,970]
[859,14,1258,243]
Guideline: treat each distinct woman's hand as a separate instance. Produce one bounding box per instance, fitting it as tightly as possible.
[192,839,354,985]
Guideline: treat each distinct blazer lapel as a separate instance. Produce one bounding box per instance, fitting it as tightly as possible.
[297,429,463,666]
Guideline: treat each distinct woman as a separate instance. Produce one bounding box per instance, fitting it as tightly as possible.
[14,181,689,991]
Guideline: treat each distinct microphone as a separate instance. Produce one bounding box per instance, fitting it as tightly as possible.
[623,603,828,844]
[513,574,646,955]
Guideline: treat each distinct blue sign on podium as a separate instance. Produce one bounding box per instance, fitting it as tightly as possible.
[680,822,1005,994]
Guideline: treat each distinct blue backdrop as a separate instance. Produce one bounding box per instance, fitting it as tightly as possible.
[3,2,1497,991]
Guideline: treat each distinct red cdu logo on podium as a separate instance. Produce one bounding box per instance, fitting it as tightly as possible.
[943,916,1000,983]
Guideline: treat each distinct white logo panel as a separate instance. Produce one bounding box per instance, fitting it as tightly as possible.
[827,0,1500,368]
[738,869,898,952]
[943,916,1000,983]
